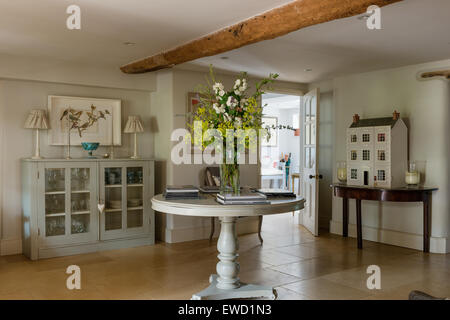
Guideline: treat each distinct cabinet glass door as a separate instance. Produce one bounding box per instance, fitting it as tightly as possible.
[127,167,144,229]
[104,167,123,231]
[100,162,149,240]
[70,168,91,234]
[44,168,66,237]
[40,162,98,248]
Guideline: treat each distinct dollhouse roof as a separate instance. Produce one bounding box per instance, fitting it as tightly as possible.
[349,117,398,128]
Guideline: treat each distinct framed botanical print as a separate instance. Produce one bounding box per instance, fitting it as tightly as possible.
[48,95,122,146]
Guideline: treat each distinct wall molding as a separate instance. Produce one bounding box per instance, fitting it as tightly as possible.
[165,218,259,243]
[0,238,22,256]
[330,219,448,254]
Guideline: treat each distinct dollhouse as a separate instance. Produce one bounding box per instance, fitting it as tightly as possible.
[346,111,407,188]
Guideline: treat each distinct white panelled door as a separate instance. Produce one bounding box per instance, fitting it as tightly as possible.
[301,88,320,236]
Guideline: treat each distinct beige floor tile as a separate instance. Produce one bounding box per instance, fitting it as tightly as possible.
[268,257,350,280]
[274,286,310,300]
[283,278,372,300]
[239,268,301,287]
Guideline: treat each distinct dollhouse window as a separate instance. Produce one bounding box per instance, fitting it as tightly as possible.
[362,150,370,160]
[377,133,385,142]
[377,170,386,181]
[351,169,357,179]
[362,134,370,142]
[351,151,357,160]
[351,134,357,142]
[378,150,386,161]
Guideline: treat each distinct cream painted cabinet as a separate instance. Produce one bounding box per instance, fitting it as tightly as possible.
[21,158,155,260]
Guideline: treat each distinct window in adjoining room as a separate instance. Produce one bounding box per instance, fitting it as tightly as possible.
[378,150,386,161]
[351,134,357,143]
[351,150,357,160]
[351,169,358,180]
[377,133,385,142]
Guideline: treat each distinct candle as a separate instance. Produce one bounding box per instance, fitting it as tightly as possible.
[337,167,347,182]
[405,171,420,185]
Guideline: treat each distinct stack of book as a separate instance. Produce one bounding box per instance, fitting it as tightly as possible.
[164,185,199,199]
[216,192,269,205]
[256,188,296,198]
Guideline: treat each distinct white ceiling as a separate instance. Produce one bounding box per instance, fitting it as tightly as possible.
[1,0,449,84]
[263,93,300,109]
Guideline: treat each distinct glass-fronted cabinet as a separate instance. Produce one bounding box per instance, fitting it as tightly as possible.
[22,159,154,260]
[100,161,150,240]
[39,162,98,247]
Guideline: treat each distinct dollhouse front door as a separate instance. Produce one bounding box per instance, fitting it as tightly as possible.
[301,88,320,236]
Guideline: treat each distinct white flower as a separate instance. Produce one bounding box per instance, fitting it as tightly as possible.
[226,96,238,108]
[224,113,232,122]
[234,90,241,96]
[213,82,224,92]
[218,90,225,97]
[213,103,225,114]
[239,86,245,92]
[234,79,241,89]
[240,98,247,109]
[241,79,248,91]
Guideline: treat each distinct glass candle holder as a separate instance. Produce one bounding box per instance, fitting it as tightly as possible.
[337,161,347,183]
[405,161,420,185]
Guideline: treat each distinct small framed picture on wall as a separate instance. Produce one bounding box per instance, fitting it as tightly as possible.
[262,116,278,147]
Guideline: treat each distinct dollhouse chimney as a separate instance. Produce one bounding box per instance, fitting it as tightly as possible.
[353,114,360,123]
[393,110,400,120]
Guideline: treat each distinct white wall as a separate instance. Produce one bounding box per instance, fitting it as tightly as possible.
[0,53,156,91]
[327,59,450,253]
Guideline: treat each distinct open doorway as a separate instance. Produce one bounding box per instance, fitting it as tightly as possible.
[260,93,301,193]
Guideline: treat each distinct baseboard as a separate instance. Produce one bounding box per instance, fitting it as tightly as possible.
[329,220,448,254]
[0,238,22,256]
[165,217,259,243]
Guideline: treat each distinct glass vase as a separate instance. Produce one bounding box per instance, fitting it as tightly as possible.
[336,161,347,183]
[219,163,240,196]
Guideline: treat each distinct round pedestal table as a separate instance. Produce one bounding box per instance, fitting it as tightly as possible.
[151,194,305,300]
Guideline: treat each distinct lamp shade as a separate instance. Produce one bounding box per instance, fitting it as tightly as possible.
[24,109,49,129]
[124,116,144,133]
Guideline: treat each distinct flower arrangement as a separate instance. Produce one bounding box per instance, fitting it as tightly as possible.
[189,67,278,194]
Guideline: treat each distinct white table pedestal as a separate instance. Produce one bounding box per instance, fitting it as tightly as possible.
[191,217,277,300]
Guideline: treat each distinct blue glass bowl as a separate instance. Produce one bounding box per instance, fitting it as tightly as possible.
[81,142,100,158]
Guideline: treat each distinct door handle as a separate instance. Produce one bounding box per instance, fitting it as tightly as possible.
[309,174,323,180]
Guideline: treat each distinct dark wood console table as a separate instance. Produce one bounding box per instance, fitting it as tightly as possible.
[332,184,438,252]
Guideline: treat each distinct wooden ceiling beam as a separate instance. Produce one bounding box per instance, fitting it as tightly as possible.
[120,0,402,74]
[420,70,450,80]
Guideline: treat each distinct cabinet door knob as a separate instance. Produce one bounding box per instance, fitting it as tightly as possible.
[309,174,323,180]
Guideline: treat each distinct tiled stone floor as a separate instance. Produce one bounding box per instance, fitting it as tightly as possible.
[0,213,448,299]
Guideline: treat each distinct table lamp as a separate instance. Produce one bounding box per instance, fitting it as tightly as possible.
[124,116,144,159]
[24,109,49,159]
